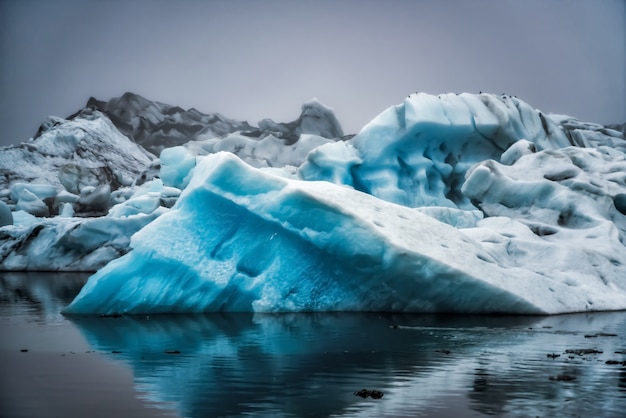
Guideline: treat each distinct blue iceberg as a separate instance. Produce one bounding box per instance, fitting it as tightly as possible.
[63,93,626,315]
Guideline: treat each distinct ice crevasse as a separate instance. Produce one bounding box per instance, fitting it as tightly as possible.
[63,93,626,315]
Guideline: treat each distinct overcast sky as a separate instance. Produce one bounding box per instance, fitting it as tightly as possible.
[0,0,624,147]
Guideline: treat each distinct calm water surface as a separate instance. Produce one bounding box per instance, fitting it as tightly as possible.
[1,272,625,417]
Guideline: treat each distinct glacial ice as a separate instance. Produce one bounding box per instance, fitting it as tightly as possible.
[0,201,13,227]
[159,146,196,189]
[302,93,573,209]
[64,150,626,315]
[2,91,625,314]
[0,211,162,271]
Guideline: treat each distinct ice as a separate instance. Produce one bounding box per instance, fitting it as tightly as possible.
[0,201,13,226]
[187,132,335,170]
[76,185,111,214]
[300,93,573,209]
[159,146,196,189]
[0,106,155,217]
[298,141,362,185]
[16,189,49,217]
[0,213,161,271]
[63,152,626,315]
[296,99,344,138]
[59,202,74,218]
[10,183,57,202]
[1,91,624,314]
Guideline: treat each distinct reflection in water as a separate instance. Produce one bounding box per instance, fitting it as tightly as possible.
[68,312,626,417]
[2,273,626,417]
[0,271,89,322]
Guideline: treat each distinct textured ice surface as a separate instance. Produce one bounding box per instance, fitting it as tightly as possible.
[0,212,161,271]
[64,152,626,315]
[299,93,574,209]
[2,92,625,313]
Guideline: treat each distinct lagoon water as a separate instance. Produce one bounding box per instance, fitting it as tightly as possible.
[1,272,625,417]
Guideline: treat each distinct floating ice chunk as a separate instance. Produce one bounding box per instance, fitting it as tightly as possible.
[77,185,111,214]
[108,179,167,217]
[10,183,57,202]
[299,141,362,186]
[160,146,196,189]
[55,190,79,204]
[58,163,107,194]
[16,189,49,217]
[108,194,161,218]
[80,185,96,195]
[0,200,13,226]
[161,186,181,198]
[298,99,344,138]
[11,210,38,227]
[500,139,536,165]
[0,213,161,271]
[59,202,74,218]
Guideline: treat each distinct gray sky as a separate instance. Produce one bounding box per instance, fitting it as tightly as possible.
[1,0,624,147]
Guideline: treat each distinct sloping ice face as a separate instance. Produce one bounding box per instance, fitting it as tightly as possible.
[63,152,625,315]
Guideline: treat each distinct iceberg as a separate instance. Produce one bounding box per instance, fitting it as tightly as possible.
[64,151,626,315]
[0,212,162,271]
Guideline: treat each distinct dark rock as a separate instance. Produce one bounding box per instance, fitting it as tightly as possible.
[164,350,181,354]
[565,348,603,356]
[20,349,28,352]
[354,389,369,398]
[89,92,254,155]
[369,390,384,399]
[99,313,122,318]
[614,194,626,216]
[549,374,576,382]
[353,389,384,399]
[584,333,616,338]
[547,353,560,359]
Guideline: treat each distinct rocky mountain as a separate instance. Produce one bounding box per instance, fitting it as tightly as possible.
[83,92,348,155]
[83,93,254,155]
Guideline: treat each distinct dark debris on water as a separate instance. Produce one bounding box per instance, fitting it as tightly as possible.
[565,348,603,356]
[353,389,384,399]
[549,374,577,382]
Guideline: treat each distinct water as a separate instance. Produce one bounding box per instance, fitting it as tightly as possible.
[1,272,625,417]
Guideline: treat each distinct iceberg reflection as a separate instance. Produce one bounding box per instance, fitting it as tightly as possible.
[68,312,626,417]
